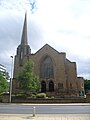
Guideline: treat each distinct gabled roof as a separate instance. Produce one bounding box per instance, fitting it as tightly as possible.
[34,43,66,55]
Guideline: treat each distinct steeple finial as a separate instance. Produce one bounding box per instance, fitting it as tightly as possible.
[21,12,28,46]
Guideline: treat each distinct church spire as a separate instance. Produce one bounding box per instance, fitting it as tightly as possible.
[21,12,28,46]
[16,11,31,63]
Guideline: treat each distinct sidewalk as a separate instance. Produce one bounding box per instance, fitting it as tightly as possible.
[0,103,90,120]
[0,114,90,120]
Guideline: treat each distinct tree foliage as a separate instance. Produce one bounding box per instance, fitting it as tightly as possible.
[5,72,10,81]
[84,79,90,93]
[18,60,40,96]
[0,72,9,94]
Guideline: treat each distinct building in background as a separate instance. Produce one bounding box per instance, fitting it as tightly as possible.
[13,13,84,97]
[0,64,6,79]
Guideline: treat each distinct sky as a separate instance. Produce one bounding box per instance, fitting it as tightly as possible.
[0,0,90,79]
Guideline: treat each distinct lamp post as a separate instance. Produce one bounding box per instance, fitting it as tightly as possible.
[9,56,13,103]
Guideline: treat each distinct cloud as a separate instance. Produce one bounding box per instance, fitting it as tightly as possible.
[0,10,44,76]
[77,58,90,79]
[0,0,37,12]
[28,19,44,50]
[0,0,90,79]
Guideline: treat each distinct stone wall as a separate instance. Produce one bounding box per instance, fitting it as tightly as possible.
[11,98,88,103]
[1,95,90,103]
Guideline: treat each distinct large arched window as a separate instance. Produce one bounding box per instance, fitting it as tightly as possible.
[40,56,54,79]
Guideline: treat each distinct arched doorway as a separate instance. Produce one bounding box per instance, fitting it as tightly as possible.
[41,81,46,92]
[49,81,54,92]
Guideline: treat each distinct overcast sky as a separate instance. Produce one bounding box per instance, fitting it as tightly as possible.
[0,0,90,79]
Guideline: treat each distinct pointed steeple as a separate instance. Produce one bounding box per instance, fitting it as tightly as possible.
[16,12,31,64]
[21,12,28,46]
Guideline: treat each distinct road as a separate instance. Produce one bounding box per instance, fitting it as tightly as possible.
[0,104,90,114]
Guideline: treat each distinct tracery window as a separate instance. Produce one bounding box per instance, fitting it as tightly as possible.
[40,56,54,79]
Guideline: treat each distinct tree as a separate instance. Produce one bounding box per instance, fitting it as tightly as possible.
[18,60,40,96]
[0,72,9,94]
[84,79,90,93]
[5,72,10,81]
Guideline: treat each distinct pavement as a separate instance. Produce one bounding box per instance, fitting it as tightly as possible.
[0,103,90,120]
[0,114,90,120]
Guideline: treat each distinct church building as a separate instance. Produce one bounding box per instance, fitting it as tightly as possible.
[13,13,84,97]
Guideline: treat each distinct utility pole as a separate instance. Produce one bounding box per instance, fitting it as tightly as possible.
[9,56,13,103]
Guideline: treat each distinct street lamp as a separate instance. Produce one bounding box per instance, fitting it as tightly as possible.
[9,56,13,103]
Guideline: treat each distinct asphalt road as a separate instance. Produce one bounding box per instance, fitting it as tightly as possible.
[0,104,90,114]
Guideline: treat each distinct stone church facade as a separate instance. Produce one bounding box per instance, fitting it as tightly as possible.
[13,13,84,97]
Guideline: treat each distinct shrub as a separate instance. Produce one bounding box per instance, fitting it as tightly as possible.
[31,94,36,98]
[51,96,54,99]
[36,93,46,98]
[0,96,2,103]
